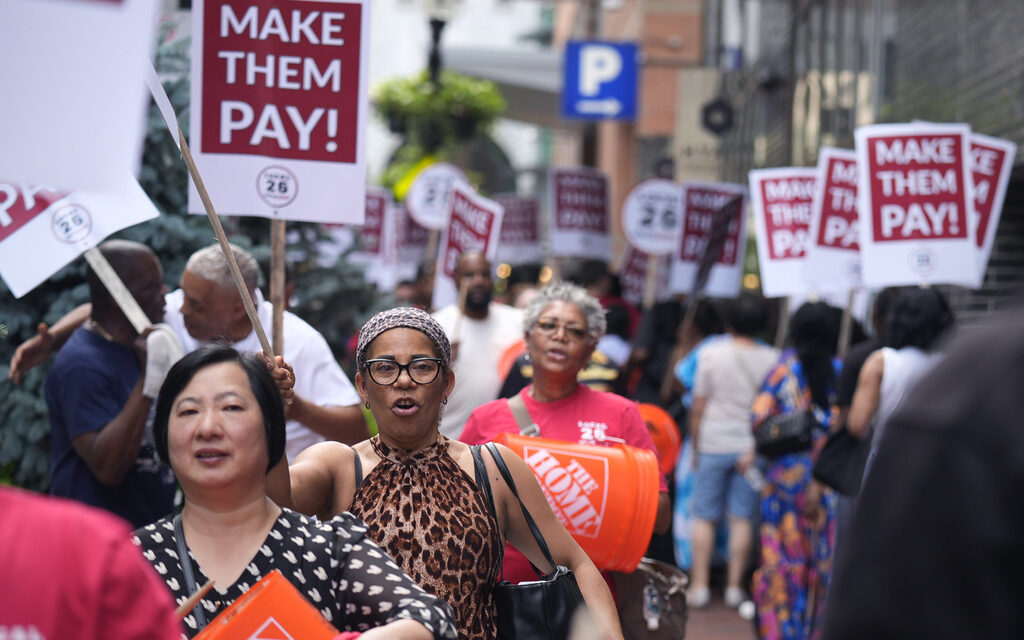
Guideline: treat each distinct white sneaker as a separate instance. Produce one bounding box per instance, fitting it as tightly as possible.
[724,586,746,608]
[687,586,710,608]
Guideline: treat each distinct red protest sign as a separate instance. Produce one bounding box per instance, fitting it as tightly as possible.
[188,0,369,223]
[494,194,542,264]
[970,134,1016,250]
[432,183,504,309]
[359,188,387,255]
[854,123,977,287]
[749,168,817,297]
[669,181,747,298]
[200,1,361,162]
[804,147,861,292]
[862,131,970,242]
[547,167,610,259]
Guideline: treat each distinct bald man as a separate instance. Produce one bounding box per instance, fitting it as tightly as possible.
[45,240,176,527]
[432,251,523,439]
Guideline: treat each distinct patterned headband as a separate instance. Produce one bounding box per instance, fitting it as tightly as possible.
[356,306,452,370]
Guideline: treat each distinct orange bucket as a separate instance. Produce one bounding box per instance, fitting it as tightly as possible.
[637,403,682,476]
[495,432,660,573]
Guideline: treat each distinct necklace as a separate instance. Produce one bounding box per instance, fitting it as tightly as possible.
[89,319,115,342]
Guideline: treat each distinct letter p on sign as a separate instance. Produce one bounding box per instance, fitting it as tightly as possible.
[579,46,622,96]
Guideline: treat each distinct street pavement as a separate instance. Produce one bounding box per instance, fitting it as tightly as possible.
[684,596,756,640]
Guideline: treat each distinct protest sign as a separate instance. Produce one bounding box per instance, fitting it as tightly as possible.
[494,194,543,264]
[432,183,504,309]
[396,203,430,281]
[621,179,684,256]
[969,133,1016,285]
[619,246,671,307]
[0,0,159,190]
[406,163,467,230]
[188,0,370,223]
[0,176,160,298]
[670,181,747,298]
[749,168,817,298]
[854,122,977,287]
[547,167,610,259]
[805,147,862,292]
[343,187,401,290]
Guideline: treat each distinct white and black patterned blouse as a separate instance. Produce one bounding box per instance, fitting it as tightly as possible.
[133,510,457,639]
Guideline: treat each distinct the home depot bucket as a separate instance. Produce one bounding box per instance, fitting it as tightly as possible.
[637,403,682,476]
[495,432,661,573]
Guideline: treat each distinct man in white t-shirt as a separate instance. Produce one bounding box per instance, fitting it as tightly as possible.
[432,251,523,439]
[167,244,366,461]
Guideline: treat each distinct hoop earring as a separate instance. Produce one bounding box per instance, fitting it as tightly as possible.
[364,402,370,409]
[442,397,448,405]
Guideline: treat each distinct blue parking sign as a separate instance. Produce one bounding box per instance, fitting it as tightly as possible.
[562,41,638,121]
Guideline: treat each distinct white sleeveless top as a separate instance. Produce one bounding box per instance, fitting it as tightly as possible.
[872,346,939,448]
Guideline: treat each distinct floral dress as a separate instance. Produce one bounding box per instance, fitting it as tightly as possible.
[750,355,839,640]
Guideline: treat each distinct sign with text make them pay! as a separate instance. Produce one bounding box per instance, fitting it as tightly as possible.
[562,41,637,120]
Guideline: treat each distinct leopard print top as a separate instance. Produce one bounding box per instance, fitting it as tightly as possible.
[349,436,502,640]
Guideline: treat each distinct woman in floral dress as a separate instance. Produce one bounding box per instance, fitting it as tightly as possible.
[750,303,841,640]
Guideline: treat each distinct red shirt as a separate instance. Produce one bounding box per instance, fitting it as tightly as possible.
[461,384,667,583]
[0,488,182,640]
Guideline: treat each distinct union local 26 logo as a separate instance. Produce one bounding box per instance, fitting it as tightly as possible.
[50,203,92,244]
[521,445,608,539]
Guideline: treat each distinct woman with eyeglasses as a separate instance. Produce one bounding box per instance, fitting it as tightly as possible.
[285,306,623,640]
[460,281,671,585]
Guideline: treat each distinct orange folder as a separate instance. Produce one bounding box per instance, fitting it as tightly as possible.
[194,569,338,640]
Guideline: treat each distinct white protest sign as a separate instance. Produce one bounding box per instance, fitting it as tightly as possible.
[854,122,977,287]
[749,168,816,297]
[0,176,160,297]
[621,179,684,256]
[547,166,611,259]
[396,203,431,281]
[670,181,748,298]
[406,163,467,230]
[805,147,862,292]
[494,194,543,264]
[344,187,401,290]
[0,0,159,190]
[619,246,671,307]
[969,133,1016,286]
[188,0,370,223]
[432,183,504,309]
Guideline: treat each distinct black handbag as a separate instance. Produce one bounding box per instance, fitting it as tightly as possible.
[471,442,586,640]
[612,557,689,639]
[754,409,819,458]
[812,426,868,496]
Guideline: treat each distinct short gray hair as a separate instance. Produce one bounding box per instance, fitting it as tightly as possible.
[185,243,260,293]
[522,281,606,340]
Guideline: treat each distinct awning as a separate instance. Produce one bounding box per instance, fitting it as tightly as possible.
[443,47,580,131]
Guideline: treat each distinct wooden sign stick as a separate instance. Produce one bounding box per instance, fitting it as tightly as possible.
[177,126,274,359]
[82,247,151,335]
[270,219,286,355]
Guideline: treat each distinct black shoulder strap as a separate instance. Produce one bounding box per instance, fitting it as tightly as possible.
[173,514,208,628]
[484,442,556,573]
[470,444,504,579]
[353,452,363,487]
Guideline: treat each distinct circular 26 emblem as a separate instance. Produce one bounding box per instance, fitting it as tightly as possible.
[257,166,299,208]
[907,246,937,277]
[51,204,92,244]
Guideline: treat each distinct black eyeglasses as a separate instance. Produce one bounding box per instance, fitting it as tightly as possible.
[533,320,588,341]
[364,358,443,386]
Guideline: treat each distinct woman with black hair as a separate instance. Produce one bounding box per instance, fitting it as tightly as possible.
[750,302,842,640]
[132,345,457,639]
[846,288,954,477]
